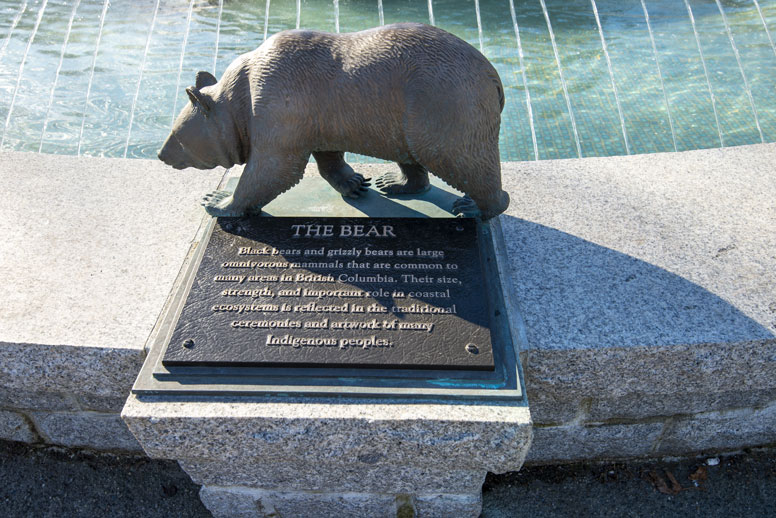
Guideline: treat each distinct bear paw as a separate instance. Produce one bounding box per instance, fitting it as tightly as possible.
[375,171,430,195]
[331,173,371,199]
[452,195,481,219]
[201,190,260,217]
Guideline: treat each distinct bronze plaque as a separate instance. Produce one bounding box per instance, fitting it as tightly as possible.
[162,217,494,371]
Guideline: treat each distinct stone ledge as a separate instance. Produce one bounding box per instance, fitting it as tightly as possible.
[0,343,144,414]
[199,486,482,518]
[30,411,142,452]
[522,340,776,425]
[0,152,220,449]
[180,458,486,494]
[0,410,38,443]
[525,422,664,464]
[500,144,776,434]
[123,395,532,474]
[657,402,776,455]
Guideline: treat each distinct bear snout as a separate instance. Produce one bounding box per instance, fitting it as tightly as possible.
[158,136,184,168]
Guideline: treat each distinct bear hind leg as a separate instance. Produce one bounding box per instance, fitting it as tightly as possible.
[313,151,370,199]
[375,163,430,195]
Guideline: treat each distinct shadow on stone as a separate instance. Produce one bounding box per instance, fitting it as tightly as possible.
[499,216,773,351]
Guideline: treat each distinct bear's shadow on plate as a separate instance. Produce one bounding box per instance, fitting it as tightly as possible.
[340,183,462,218]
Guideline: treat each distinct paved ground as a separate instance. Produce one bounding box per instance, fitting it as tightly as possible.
[1,440,774,517]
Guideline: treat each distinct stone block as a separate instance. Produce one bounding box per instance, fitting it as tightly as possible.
[500,146,776,435]
[657,402,776,454]
[525,422,663,464]
[521,389,581,425]
[522,341,776,424]
[0,342,144,413]
[181,458,486,494]
[0,151,220,418]
[123,396,532,475]
[0,386,79,412]
[199,486,397,518]
[0,410,38,443]
[587,389,776,422]
[31,412,142,452]
[75,393,131,413]
[0,151,220,352]
[500,146,776,354]
[415,493,481,518]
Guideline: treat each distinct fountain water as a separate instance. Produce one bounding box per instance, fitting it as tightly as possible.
[684,0,724,147]
[214,0,224,74]
[334,0,340,33]
[640,0,677,152]
[427,0,435,25]
[296,0,301,29]
[170,0,195,128]
[590,0,630,154]
[0,1,27,62]
[508,0,538,160]
[714,0,763,143]
[263,0,271,41]
[539,0,582,158]
[39,0,81,153]
[378,0,384,26]
[1,0,48,149]
[474,0,484,52]
[751,0,775,58]
[124,0,161,158]
[77,0,109,156]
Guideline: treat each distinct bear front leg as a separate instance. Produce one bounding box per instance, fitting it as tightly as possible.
[313,151,370,199]
[201,150,306,217]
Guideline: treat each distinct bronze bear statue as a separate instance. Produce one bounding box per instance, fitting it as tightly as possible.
[158,22,509,220]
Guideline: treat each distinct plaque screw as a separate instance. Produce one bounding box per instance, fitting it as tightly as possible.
[465,343,479,355]
[182,339,194,349]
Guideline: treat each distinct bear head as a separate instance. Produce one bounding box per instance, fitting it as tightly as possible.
[158,71,242,170]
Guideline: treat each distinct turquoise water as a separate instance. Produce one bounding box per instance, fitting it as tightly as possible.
[0,0,774,162]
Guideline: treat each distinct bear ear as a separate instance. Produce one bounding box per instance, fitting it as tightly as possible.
[195,71,217,89]
[186,87,215,115]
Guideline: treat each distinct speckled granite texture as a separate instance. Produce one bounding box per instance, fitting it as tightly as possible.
[499,143,776,459]
[0,152,221,450]
[123,395,531,517]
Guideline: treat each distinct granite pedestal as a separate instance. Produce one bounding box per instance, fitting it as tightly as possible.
[122,175,532,517]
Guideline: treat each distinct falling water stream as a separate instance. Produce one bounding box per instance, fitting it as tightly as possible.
[1,0,48,149]
[170,0,195,127]
[263,0,271,41]
[539,0,582,158]
[334,0,340,33]
[684,0,724,148]
[508,0,538,160]
[76,0,109,156]
[378,0,384,26]
[590,0,630,154]
[640,0,677,152]
[427,0,435,25]
[474,0,484,52]
[751,0,776,58]
[214,0,223,74]
[0,1,27,62]
[296,0,301,29]
[124,0,161,158]
[39,0,81,153]
[714,0,764,142]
